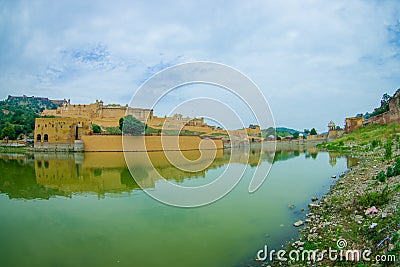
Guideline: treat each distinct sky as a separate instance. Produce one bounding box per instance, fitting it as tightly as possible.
[1,0,400,132]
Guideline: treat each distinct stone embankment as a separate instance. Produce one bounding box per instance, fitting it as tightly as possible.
[269,148,399,267]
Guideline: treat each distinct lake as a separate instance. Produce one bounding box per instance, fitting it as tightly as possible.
[0,147,356,267]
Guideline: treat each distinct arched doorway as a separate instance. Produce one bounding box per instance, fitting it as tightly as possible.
[44,134,48,142]
[36,134,41,142]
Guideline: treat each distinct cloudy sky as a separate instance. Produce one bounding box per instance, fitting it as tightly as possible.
[1,0,400,131]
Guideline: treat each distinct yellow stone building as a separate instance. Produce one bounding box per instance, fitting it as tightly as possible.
[41,99,214,133]
[345,116,363,133]
[34,117,91,151]
[42,99,153,127]
[36,99,263,151]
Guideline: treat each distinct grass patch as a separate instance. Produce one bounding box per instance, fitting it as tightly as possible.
[320,123,400,151]
[0,146,27,153]
[358,186,390,207]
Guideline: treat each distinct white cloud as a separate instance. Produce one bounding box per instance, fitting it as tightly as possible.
[0,0,400,131]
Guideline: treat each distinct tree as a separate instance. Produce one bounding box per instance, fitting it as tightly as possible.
[92,124,101,134]
[381,93,391,105]
[1,125,16,140]
[292,132,299,139]
[380,93,391,112]
[304,129,310,134]
[310,128,317,135]
[120,115,146,136]
[119,117,124,131]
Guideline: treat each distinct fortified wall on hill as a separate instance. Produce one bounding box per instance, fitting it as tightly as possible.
[7,95,67,106]
[345,91,400,133]
[363,91,400,126]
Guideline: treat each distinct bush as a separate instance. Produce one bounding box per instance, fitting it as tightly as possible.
[376,170,387,182]
[104,127,122,135]
[384,141,393,161]
[386,166,395,178]
[371,139,379,149]
[394,157,400,175]
[92,124,101,134]
[359,186,390,207]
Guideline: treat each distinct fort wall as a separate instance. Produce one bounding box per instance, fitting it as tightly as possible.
[81,135,223,152]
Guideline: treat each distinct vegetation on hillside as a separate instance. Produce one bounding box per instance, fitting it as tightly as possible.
[363,89,399,119]
[0,97,61,140]
[318,123,400,153]
[273,122,400,266]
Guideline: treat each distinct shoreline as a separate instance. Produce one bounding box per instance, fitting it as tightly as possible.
[267,146,400,266]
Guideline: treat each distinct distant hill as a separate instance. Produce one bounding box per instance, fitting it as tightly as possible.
[263,127,305,138]
[0,95,64,139]
[276,127,301,134]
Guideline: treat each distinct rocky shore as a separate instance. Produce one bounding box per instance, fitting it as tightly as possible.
[268,145,400,266]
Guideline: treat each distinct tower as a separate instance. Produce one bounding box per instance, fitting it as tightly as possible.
[328,120,335,131]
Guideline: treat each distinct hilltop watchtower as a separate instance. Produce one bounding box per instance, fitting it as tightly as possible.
[327,120,344,141]
[328,120,335,131]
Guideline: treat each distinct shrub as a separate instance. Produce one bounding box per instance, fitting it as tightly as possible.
[386,166,395,178]
[384,141,393,161]
[371,139,379,149]
[91,124,101,134]
[394,157,400,175]
[376,170,386,182]
[358,186,389,207]
[104,127,122,135]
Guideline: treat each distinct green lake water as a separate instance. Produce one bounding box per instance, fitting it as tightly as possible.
[0,148,356,267]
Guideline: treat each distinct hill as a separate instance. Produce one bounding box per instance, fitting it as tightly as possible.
[0,96,64,139]
[263,127,305,138]
[319,122,400,151]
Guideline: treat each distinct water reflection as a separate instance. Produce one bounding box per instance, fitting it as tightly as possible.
[0,148,358,200]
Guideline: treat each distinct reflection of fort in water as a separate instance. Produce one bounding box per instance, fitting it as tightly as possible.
[0,147,358,199]
[33,149,276,197]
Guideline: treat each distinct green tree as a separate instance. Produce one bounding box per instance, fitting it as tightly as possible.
[119,117,124,131]
[304,129,310,134]
[92,124,101,134]
[14,125,24,138]
[1,125,16,140]
[292,132,299,139]
[120,115,146,136]
[310,128,317,135]
[381,93,391,107]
